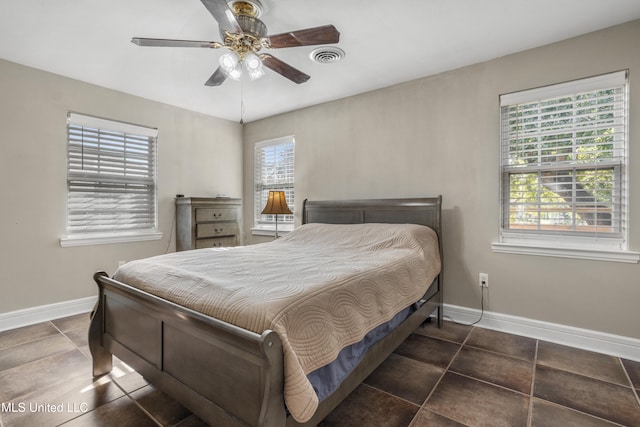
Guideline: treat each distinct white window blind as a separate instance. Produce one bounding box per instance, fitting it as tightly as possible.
[65,113,159,240]
[254,136,295,229]
[499,71,628,250]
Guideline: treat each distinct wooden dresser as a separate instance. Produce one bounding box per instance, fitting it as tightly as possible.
[175,197,242,251]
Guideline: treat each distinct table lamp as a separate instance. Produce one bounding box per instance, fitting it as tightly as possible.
[261,191,292,238]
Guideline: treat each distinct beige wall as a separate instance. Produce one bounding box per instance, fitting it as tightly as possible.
[0,59,242,314]
[243,20,640,339]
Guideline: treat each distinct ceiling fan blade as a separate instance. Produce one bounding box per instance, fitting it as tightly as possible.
[199,0,243,34]
[131,37,221,48]
[267,25,340,48]
[260,54,310,84]
[205,67,227,86]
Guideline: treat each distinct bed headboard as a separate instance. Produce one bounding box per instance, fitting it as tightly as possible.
[302,196,442,245]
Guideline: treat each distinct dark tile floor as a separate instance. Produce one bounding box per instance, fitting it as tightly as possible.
[1,313,640,426]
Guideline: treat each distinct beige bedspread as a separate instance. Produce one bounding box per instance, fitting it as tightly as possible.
[114,222,441,422]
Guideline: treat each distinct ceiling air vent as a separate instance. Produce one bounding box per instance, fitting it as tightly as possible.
[310,47,345,64]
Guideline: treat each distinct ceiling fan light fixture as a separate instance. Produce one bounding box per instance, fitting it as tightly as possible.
[131,0,340,87]
[219,51,242,80]
[244,51,265,80]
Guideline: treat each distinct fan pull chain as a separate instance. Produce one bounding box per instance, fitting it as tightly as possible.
[239,81,245,125]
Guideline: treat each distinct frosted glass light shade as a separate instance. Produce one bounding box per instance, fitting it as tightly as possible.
[219,51,242,80]
[244,52,265,80]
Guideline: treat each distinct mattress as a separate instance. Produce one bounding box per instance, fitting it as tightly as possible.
[114,222,441,422]
[307,303,416,401]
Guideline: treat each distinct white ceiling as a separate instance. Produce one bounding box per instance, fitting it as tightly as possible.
[2,0,640,123]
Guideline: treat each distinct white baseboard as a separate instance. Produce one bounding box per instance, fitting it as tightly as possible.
[3,298,638,362]
[0,296,97,332]
[442,304,640,362]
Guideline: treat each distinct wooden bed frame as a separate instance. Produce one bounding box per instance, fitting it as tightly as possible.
[89,196,443,426]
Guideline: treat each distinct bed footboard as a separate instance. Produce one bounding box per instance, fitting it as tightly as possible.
[89,271,286,427]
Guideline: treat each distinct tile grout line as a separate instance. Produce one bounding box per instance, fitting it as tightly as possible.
[444,326,636,426]
[372,351,443,411]
[49,320,64,334]
[0,326,61,354]
[435,327,535,399]
[0,348,87,404]
[532,358,640,425]
[409,325,475,426]
[0,327,87,375]
[128,396,164,427]
[51,322,87,353]
[417,324,637,426]
[463,342,536,363]
[619,358,640,407]
[536,362,639,391]
[107,371,164,426]
[529,399,629,427]
[108,368,166,427]
[55,369,130,425]
[359,382,422,411]
[443,370,531,399]
[527,339,539,427]
[57,377,164,426]
[358,348,448,426]
[534,345,636,389]
[0,318,86,358]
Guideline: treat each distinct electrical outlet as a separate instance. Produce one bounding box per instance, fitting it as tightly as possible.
[479,273,489,287]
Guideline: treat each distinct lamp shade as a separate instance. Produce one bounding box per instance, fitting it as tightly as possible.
[261,191,292,215]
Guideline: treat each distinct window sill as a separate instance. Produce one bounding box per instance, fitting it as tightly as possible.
[251,226,293,237]
[491,242,640,263]
[60,231,163,247]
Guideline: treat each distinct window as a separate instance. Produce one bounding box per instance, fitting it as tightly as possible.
[253,136,295,234]
[60,113,161,246]
[494,71,638,262]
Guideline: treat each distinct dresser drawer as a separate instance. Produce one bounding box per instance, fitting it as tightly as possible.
[196,236,237,249]
[176,198,241,251]
[196,223,239,238]
[195,208,237,222]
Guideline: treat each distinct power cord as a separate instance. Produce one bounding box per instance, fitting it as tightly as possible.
[444,286,485,326]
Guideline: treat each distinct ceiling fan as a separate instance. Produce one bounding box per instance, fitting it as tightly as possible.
[131,0,340,86]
